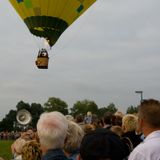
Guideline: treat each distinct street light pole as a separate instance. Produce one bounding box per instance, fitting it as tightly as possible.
[135,91,143,103]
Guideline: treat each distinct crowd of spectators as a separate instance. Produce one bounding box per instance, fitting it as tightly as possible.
[0,131,20,140]
[0,98,160,160]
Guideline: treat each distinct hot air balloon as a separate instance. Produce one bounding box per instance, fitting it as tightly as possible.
[9,0,96,69]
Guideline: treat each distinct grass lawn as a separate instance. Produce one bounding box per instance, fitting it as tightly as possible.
[0,140,13,160]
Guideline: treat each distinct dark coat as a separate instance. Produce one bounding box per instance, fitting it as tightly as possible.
[42,148,70,160]
[122,131,142,149]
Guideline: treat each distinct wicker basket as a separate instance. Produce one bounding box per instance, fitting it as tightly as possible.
[35,56,49,69]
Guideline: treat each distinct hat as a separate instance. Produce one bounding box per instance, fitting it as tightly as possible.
[80,128,128,160]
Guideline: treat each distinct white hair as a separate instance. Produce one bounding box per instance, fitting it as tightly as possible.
[37,111,68,149]
[65,115,74,121]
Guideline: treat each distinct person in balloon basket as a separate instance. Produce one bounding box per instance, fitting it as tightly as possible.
[128,99,160,160]
[37,111,70,160]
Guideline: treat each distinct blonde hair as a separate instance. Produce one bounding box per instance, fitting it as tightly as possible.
[122,114,137,133]
[21,140,42,160]
[114,111,124,118]
[64,121,84,153]
[11,138,26,155]
[111,125,123,137]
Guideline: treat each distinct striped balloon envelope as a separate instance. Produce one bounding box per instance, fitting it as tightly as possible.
[9,0,96,47]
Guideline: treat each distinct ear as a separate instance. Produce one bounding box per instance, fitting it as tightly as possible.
[139,118,144,126]
[137,117,143,133]
[76,154,81,160]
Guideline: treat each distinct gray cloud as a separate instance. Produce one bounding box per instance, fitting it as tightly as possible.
[0,0,160,119]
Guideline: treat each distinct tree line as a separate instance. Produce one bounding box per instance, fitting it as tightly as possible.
[0,97,138,131]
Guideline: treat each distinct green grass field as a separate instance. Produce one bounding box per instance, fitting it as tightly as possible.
[0,140,13,160]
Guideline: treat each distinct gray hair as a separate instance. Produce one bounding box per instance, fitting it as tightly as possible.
[37,111,68,149]
[64,121,84,153]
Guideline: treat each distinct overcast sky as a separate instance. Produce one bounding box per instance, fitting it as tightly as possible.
[0,0,160,120]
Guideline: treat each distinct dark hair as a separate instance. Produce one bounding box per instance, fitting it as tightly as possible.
[138,99,160,128]
[103,112,113,125]
[112,115,122,126]
[75,114,84,123]
[80,128,128,160]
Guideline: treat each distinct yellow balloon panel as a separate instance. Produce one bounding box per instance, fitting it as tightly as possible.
[9,0,96,47]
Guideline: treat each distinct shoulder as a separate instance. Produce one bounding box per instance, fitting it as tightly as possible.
[128,143,146,160]
[128,141,157,160]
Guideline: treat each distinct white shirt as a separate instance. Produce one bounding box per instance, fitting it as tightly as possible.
[128,130,160,160]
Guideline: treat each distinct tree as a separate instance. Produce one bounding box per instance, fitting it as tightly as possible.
[0,110,16,131]
[0,101,34,131]
[97,103,117,118]
[30,103,44,128]
[126,105,138,114]
[106,103,117,113]
[16,101,44,129]
[98,107,109,117]
[43,97,68,115]
[70,99,98,117]
[16,101,31,112]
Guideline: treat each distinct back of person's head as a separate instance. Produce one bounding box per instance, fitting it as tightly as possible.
[111,125,123,137]
[11,137,26,155]
[122,114,137,133]
[80,128,128,160]
[112,115,122,126]
[21,140,42,160]
[75,114,84,123]
[21,129,35,141]
[91,114,98,123]
[37,111,68,150]
[65,115,74,121]
[64,121,84,154]
[103,112,113,125]
[83,124,95,134]
[138,99,160,128]
[114,111,124,118]
[87,111,92,116]
[91,114,102,129]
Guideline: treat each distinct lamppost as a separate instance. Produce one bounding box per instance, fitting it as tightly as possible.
[135,91,143,103]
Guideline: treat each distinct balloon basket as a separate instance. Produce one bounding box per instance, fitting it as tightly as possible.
[35,48,49,69]
[35,57,49,69]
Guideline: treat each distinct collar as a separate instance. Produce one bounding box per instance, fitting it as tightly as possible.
[144,130,160,142]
